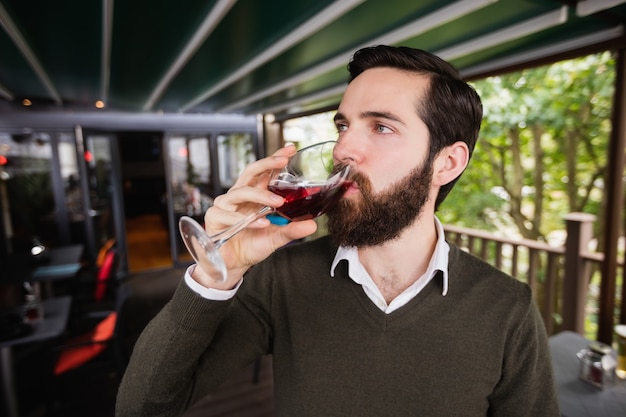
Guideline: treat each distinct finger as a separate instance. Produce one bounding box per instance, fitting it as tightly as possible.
[272,142,297,156]
[221,219,318,271]
[203,205,252,231]
[212,186,284,213]
[234,145,297,187]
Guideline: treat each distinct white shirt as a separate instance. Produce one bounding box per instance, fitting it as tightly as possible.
[185,217,449,311]
[330,216,449,313]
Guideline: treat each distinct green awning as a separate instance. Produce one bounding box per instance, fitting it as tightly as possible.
[0,0,624,118]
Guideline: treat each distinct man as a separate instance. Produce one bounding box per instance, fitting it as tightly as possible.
[117,45,559,416]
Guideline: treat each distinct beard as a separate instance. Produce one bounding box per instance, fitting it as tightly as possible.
[326,157,433,248]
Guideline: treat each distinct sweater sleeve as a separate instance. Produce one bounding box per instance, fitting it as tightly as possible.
[115,278,271,417]
[487,292,561,417]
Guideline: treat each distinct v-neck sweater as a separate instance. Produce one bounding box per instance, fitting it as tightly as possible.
[117,236,559,417]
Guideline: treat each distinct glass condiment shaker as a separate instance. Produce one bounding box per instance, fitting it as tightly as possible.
[576,342,617,389]
[22,281,44,323]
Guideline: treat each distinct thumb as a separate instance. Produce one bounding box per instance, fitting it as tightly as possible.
[272,220,318,248]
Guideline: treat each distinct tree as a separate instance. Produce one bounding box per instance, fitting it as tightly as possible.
[440,52,615,242]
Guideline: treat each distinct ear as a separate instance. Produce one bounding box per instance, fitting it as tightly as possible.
[432,141,469,187]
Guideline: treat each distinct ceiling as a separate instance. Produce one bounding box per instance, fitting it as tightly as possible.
[0,0,625,119]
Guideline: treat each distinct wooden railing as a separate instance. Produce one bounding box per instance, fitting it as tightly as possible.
[444,213,624,342]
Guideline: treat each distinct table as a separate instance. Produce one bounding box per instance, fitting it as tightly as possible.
[31,245,84,281]
[0,296,72,417]
[1,245,84,297]
[549,331,626,417]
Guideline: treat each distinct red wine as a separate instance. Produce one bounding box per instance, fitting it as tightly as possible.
[269,180,352,221]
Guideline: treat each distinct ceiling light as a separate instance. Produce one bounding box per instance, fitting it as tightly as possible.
[30,237,47,258]
[95,100,105,109]
[22,98,32,106]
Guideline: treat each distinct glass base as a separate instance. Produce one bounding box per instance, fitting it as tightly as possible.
[179,216,227,282]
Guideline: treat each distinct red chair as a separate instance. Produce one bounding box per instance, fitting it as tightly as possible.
[48,277,132,414]
[71,240,119,313]
[56,241,122,377]
[93,249,117,303]
[96,238,116,268]
[54,311,117,375]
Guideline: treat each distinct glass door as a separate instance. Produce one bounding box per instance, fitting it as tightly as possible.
[165,134,213,265]
[75,127,126,271]
[0,127,125,273]
[164,132,257,266]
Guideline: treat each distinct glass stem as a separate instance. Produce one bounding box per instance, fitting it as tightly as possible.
[210,205,275,249]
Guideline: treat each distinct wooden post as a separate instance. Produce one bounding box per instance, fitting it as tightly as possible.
[598,48,626,344]
[561,213,596,334]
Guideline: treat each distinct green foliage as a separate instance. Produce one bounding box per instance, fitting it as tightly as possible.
[6,166,54,235]
[444,52,615,239]
[186,160,199,186]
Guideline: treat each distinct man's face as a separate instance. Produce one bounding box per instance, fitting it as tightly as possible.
[327,156,433,247]
[328,67,437,247]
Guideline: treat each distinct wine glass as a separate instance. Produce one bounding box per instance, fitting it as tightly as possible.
[179,140,352,282]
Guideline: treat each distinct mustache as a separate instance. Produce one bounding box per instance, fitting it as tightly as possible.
[332,164,366,183]
[344,170,372,195]
[331,163,350,176]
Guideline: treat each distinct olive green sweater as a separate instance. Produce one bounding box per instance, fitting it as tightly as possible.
[116,236,559,417]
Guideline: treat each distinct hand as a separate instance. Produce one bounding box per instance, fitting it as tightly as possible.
[191,144,318,289]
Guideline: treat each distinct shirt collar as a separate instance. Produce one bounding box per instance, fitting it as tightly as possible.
[330,216,449,296]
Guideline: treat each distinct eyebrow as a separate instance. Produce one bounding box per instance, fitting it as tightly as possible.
[334,110,405,125]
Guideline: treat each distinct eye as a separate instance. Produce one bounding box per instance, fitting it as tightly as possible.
[375,124,393,134]
[335,122,348,132]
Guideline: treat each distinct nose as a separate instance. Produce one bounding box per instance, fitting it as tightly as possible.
[333,133,359,166]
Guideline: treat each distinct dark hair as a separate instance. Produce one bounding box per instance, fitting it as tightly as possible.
[347,45,483,208]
